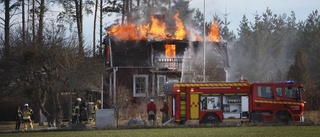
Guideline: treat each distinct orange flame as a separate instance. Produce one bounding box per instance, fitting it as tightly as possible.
[207,20,220,42]
[165,44,176,58]
[108,22,149,40]
[136,25,150,40]
[107,13,221,42]
[174,13,187,40]
[149,16,166,40]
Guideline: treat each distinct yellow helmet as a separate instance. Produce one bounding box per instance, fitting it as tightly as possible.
[96,100,101,104]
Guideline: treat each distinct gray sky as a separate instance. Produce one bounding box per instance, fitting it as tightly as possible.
[189,0,320,33]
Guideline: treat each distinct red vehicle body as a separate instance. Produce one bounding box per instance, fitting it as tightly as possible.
[167,80,305,124]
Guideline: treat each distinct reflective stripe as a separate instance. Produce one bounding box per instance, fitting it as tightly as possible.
[22,109,32,120]
[72,106,80,116]
[254,99,301,105]
[173,82,249,87]
[92,105,98,113]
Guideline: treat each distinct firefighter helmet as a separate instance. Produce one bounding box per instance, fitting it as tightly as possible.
[24,103,29,107]
[96,100,101,104]
[76,98,81,102]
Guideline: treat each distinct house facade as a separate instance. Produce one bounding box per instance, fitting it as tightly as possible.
[103,37,229,105]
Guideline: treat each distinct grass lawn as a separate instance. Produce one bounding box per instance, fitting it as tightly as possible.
[1,126,319,137]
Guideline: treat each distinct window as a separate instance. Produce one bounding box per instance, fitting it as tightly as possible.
[133,75,148,97]
[285,87,298,99]
[276,87,282,96]
[157,75,166,96]
[258,86,272,98]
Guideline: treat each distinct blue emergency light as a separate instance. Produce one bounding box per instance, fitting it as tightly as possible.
[282,80,295,84]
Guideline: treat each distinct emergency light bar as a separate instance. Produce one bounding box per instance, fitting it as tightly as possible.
[282,80,295,84]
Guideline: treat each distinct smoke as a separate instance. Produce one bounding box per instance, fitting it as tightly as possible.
[227,30,298,82]
[181,41,227,82]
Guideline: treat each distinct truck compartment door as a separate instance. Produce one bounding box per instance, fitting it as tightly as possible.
[241,96,249,118]
[190,93,199,119]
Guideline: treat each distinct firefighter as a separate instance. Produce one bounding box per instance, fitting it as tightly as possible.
[147,98,157,125]
[160,100,169,124]
[72,98,81,123]
[91,100,101,123]
[22,103,33,131]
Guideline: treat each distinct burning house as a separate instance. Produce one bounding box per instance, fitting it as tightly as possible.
[103,13,229,104]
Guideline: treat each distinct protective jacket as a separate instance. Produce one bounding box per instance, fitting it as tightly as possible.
[92,105,98,114]
[161,104,169,115]
[147,102,157,115]
[22,108,33,120]
[72,105,80,116]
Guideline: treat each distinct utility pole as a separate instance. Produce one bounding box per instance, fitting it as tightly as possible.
[203,0,206,82]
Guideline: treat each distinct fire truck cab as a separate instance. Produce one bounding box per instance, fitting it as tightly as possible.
[166,80,305,124]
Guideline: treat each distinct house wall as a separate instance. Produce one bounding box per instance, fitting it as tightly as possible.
[116,68,151,94]
[110,40,151,67]
[105,39,229,108]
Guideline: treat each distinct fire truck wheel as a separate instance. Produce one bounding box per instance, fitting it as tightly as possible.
[200,113,221,124]
[275,111,292,124]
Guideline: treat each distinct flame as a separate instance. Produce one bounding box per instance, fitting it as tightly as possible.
[174,13,187,40]
[107,13,221,42]
[137,25,149,40]
[108,22,149,40]
[165,44,176,58]
[149,16,167,39]
[207,20,220,42]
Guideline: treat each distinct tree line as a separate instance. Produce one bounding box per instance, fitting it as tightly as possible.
[227,9,320,110]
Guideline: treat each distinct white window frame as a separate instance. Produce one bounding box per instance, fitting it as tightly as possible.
[157,75,166,96]
[133,75,148,97]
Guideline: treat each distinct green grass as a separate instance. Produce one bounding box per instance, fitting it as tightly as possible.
[1,126,320,137]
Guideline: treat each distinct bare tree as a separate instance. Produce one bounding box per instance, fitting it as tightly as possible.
[21,0,25,47]
[0,0,20,59]
[57,0,95,56]
[32,0,35,43]
[93,0,98,57]
[0,19,105,127]
[37,0,45,46]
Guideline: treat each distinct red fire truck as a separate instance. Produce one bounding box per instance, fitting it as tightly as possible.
[165,80,305,124]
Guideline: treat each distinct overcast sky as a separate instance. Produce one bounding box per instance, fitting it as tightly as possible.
[189,0,320,33]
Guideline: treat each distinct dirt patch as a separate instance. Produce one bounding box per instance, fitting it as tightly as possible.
[304,111,320,124]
